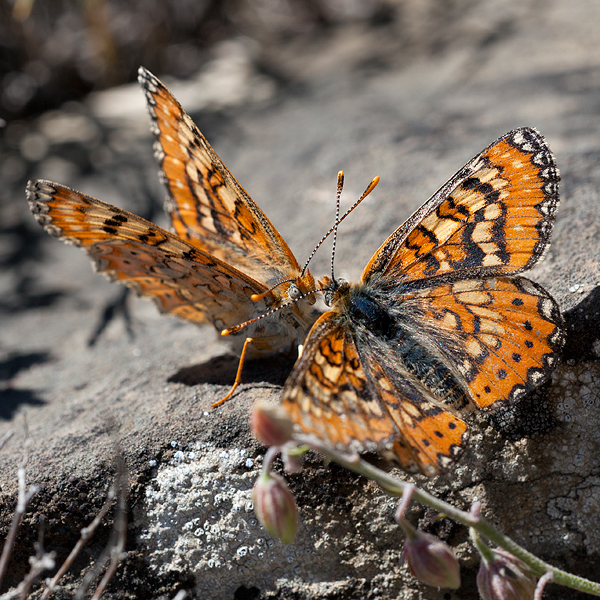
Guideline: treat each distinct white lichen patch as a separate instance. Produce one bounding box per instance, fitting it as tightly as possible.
[134,442,400,598]
[136,443,279,597]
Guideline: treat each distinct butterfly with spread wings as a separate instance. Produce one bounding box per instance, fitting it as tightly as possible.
[27,67,319,404]
[282,128,565,476]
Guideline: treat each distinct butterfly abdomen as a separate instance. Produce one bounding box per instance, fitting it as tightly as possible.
[346,285,469,412]
[391,331,470,413]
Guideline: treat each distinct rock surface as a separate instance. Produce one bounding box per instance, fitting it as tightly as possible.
[2,1,600,598]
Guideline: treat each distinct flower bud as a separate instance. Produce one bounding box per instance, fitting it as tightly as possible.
[399,517,461,589]
[477,549,537,600]
[251,402,294,447]
[252,471,298,544]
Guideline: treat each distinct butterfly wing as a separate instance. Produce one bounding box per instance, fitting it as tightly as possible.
[138,67,305,290]
[283,128,563,474]
[26,180,272,330]
[398,276,564,409]
[361,127,564,408]
[281,308,469,476]
[282,312,399,452]
[363,128,559,284]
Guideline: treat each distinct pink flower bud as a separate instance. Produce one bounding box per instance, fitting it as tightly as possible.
[251,402,294,447]
[477,549,537,600]
[252,472,298,544]
[399,517,461,589]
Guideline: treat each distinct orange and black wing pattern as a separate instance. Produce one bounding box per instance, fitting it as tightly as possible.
[399,277,563,410]
[282,311,400,452]
[26,180,268,328]
[27,69,320,358]
[138,67,307,290]
[282,128,564,475]
[364,128,559,284]
[282,306,469,476]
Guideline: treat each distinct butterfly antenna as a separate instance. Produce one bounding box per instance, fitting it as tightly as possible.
[221,288,322,336]
[226,173,380,335]
[300,173,379,278]
[330,171,345,282]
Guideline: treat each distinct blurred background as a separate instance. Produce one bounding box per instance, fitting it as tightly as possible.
[5,0,598,309]
[1,0,511,120]
[2,0,536,313]
[0,0,451,309]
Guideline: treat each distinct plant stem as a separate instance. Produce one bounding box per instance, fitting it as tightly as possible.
[294,434,600,597]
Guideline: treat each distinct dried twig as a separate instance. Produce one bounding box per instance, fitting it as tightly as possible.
[40,456,129,600]
[90,456,129,600]
[73,455,129,600]
[0,430,14,451]
[40,483,115,599]
[0,420,39,589]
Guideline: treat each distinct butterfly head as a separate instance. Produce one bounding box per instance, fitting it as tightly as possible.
[317,274,350,308]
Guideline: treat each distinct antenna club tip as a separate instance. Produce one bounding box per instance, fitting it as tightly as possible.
[372,176,380,185]
[221,328,233,336]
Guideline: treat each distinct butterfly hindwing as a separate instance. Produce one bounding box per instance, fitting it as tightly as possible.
[399,276,564,409]
[282,312,399,452]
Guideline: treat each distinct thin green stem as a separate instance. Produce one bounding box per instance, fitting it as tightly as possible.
[470,528,495,564]
[294,434,600,597]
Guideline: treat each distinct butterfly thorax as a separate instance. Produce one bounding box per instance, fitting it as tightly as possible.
[343,283,397,339]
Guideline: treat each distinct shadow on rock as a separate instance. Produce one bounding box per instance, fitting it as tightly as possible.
[0,351,52,381]
[168,352,297,389]
[486,381,557,440]
[563,285,600,363]
[0,351,51,420]
[0,388,46,420]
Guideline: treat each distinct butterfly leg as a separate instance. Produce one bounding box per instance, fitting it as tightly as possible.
[212,337,254,408]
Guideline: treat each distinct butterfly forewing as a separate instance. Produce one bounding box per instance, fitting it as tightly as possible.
[363,128,559,284]
[26,180,271,327]
[358,337,469,476]
[282,289,471,476]
[138,67,303,287]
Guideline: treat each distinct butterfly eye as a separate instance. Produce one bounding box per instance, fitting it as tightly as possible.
[287,283,302,301]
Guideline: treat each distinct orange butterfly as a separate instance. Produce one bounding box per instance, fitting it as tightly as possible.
[27,67,320,404]
[281,128,565,476]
